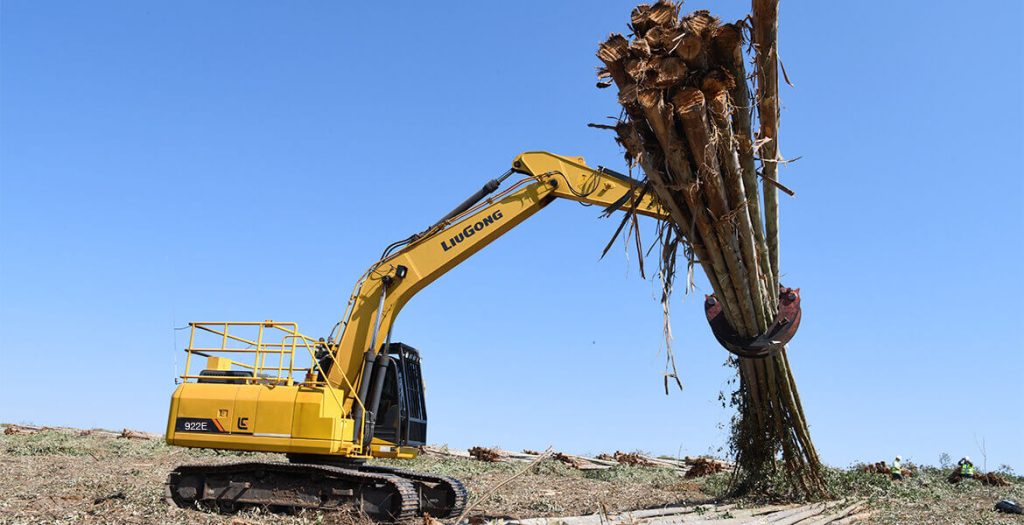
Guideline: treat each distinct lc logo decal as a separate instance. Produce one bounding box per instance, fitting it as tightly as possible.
[237,417,250,430]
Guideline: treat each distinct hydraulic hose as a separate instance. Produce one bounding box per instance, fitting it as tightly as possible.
[433,169,513,227]
[395,169,515,252]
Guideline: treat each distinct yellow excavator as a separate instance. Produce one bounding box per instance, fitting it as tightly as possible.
[165,152,666,520]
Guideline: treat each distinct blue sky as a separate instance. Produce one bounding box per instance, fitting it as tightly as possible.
[2,1,1021,471]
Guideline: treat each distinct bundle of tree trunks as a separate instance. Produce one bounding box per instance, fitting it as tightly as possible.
[595,0,827,498]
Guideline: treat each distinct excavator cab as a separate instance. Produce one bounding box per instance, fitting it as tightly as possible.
[372,343,427,447]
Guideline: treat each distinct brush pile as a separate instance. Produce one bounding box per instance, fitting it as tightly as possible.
[947,470,1011,486]
[594,0,826,498]
[861,461,915,478]
[2,424,156,440]
[427,446,733,476]
[468,446,505,463]
[684,456,730,478]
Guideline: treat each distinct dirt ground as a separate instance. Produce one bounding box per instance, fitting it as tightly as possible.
[0,427,1020,524]
[0,428,709,524]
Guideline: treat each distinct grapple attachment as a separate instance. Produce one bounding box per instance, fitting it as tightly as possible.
[704,286,802,359]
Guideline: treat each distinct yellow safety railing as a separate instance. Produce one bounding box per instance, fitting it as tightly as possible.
[181,321,312,386]
[179,321,370,450]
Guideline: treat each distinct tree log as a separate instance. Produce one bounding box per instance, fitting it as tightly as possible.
[753,0,782,291]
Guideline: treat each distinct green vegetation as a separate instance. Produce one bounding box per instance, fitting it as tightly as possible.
[824,464,1023,502]
[3,429,1020,525]
[2,429,166,457]
[0,428,259,459]
[581,465,681,488]
[701,460,1024,503]
[698,461,1024,525]
[376,453,685,491]
[373,453,524,478]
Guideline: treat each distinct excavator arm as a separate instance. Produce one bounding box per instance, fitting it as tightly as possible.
[326,152,666,441]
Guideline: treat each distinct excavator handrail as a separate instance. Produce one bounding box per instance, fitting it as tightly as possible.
[180,321,358,391]
[179,320,364,445]
[181,321,306,384]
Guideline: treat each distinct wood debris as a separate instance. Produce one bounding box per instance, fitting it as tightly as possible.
[118,428,151,440]
[684,456,730,478]
[603,451,658,467]
[1,424,159,440]
[947,470,1011,486]
[861,461,914,477]
[423,445,731,476]
[420,445,473,459]
[3,424,27,435]
[505,499,866,525]
[468,446,504,462]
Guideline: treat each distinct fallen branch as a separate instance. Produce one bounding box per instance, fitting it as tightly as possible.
[119,428,151,440]
[454,448,554,524]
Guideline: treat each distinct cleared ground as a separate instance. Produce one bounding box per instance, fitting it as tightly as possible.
[0,427,1020,524]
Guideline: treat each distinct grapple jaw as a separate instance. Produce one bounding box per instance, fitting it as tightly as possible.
[704,286,802,359]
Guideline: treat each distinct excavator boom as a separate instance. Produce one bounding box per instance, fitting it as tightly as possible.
[329,152,664,444]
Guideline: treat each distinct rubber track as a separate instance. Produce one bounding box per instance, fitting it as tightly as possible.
[359,464,469,519]
[166,461,419,521]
